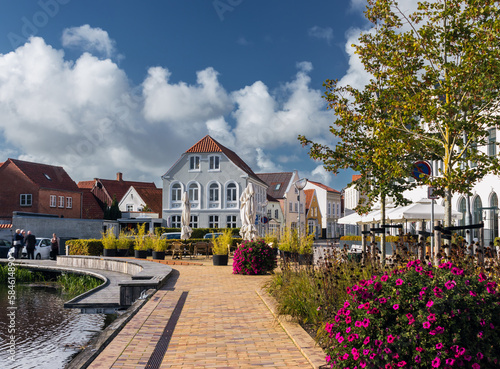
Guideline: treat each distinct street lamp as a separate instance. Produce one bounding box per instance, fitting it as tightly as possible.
[294,178,308,237]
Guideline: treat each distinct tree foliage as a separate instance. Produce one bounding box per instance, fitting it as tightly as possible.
[301,0,500,225]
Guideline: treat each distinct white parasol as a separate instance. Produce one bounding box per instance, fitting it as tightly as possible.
[181,191,192,240]
[239,183,258,240]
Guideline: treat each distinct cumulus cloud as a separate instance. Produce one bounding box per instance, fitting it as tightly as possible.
[308,26,334,45]
[62,25,117,59]
[0,33,336,187]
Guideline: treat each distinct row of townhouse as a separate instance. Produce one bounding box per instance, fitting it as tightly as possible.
[0,135,344,238]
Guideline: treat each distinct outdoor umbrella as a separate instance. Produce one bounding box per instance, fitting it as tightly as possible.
[387,198,463,222]
[181,191,192,240]
[239,183,258,240]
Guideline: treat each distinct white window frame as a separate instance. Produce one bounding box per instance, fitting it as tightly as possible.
[190,215,198,228]
[20,194,32,206]
[226,215,237,228]
[226,182,238,205]
[209,215,219,228]
[207,182,221,208]
[171,215,181,228]
[58,196,65,208]
[188,182,199,202]
[171,183,182,203]
[189,156,200,171]
[50,195,57,208]
[208,155,220,171]
[66,197,72,209]
[126,204,134,212]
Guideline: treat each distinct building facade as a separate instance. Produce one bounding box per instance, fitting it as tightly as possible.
[162,135,268,230]
[304,180,342,239]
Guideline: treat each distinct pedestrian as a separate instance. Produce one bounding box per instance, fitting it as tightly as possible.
[25,231,36,259]
[50,233,59,260]
[13,229,23,258]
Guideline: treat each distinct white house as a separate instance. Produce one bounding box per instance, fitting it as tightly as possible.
[162,135,268,230]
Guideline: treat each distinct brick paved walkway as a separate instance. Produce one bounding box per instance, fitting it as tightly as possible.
[88,261,325,368]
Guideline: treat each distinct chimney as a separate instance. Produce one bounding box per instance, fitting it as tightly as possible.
[117,172,123,181]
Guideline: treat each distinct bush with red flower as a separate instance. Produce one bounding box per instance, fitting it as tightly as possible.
[324,260,500,368]
[232,239,276,275]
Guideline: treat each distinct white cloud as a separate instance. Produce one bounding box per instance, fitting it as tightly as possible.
[308,26,334,45]
[237,36,251,46]
[0,33,335,187]
[62,25,117,59]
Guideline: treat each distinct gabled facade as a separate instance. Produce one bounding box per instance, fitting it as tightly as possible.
[119,186,163,217]
[257,171,305,233]
[77,173,157,219]
[304,180,342,239]
[304,189,322,239]
[162,135,268,230]
[0,158,82,221]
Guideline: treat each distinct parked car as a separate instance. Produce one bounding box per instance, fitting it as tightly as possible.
[7,238,52,260]
[203,233,223,239]
[160,232,182,240]
[0,239,12,258]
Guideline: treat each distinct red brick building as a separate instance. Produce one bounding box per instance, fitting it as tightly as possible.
[0,159,82,222]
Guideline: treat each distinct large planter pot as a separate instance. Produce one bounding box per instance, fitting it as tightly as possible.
[298,253,313,265]
[213,254,228,266]
[152,251,165,260]
[103,248,116,257]
[147,248,153,257]
[134,249,148,259]
[116,248,129,257]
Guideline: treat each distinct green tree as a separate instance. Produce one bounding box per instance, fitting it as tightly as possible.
[357,0,500,227]
[104,195,122,220]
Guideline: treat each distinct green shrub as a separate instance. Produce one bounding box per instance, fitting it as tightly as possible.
[212,229,233,255]
[233,240,276,275]
[67,239,103,256]
[101,229,116,250]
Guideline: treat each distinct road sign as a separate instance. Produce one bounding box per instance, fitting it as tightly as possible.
[412,161,432,180]
[261,216,269,224]
[428,186,438,199]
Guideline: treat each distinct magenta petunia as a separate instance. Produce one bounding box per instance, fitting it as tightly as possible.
[432,357,441,368]
[387,335,395,343]
[426,300,434,307]
[396,278,404,286]
[435,343,443,349]
[423,322,431,329]
[393,304,399,310]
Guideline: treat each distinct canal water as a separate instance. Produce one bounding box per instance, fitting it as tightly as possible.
[0,285,113,369]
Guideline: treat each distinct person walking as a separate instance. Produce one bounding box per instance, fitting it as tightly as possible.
[50,233,59,260]
[25,231,36,259]
[13,229,23,259]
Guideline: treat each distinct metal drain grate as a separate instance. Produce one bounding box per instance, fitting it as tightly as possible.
[145,291,189,369]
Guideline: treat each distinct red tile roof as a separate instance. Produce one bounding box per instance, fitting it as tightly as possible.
[135,187,163,215]
[98,179,156,204]
[8,158,80,192]
[77,180,95,189]
[352,175,362,182]
[81,189,105,219]
[307,180,341,193]
[186,135,266,186]
[256,172,293,199]
[304,189,315,211]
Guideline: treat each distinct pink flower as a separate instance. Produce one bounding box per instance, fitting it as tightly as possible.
[446,358,455,365]
[423,322,431,329]
[381,275,389,282]
[470,290,477,297]
[362,318,370,328]
[472,364,480,369]
[426,300,434,307]
[415,355,421,363]
[363,337,370,345]
[436,343,443,349]
[397,361,407,367]
[344,301,350,308]
[387,334,395,343]
[432,357,441,367]
[444,280,456,289]
[393,304,399,310]
[396,278,404,286]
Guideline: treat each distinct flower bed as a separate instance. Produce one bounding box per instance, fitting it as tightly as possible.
[232,240,276,275]
[324,260,500,368]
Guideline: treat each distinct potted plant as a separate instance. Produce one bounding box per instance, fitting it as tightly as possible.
[134,223,148,258]
[232,239,276,275]
[279,228,298,261]
[152,233,167,260]
[101,229,116,257]
[212,229,232,266]
[264,232,279,256]
[116,230,132,257]
[298,233,314,265]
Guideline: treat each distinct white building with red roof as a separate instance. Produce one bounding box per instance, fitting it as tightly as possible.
[161,135,268,230]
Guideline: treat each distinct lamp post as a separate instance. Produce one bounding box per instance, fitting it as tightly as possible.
[294,178,308,237]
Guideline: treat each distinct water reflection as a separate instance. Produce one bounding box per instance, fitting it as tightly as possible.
[0,285,111,369]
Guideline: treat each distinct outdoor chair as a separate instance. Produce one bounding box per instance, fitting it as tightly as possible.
[194,241,210,258]
[171,241,183,260]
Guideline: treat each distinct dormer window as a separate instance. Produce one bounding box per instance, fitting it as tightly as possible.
[209,155,220,171]
[189,156,200,171]
[44,173,51,180]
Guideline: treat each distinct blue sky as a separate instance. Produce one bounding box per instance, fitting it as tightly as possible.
[0,0,407,191]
